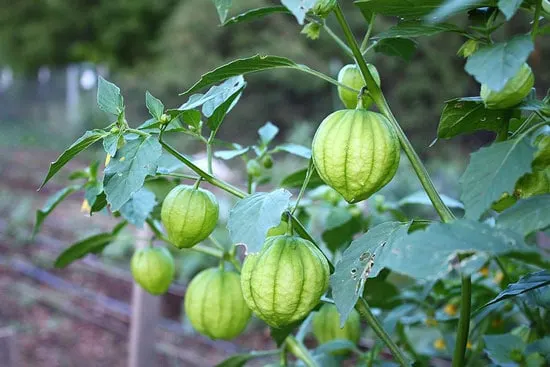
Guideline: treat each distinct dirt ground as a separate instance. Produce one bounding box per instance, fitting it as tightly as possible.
[0,149,279,367]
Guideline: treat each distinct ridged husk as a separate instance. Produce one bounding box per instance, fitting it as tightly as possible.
[130,247,175,295]
[312,109,400,203]
[312,304,361,354]
[184,268,251,340]
[160,185,219,248]
[241,235,330,328]
[480,64,534,109]
[337,64,381,109]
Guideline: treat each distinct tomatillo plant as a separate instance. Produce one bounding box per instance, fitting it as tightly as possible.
[35,1,550,366]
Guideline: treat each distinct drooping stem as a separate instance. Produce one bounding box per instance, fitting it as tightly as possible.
[286,335,319,367]
[355,298,411,366]
[322,22,354,58]
[291,158,314,215]
[160,139,247,199]
[360,13,376,52]
[332,3,455,224]
[159,137,334,271]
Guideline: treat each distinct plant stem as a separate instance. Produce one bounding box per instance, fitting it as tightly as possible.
[151,172,200,181]
[160,139,247,198]
[452,276,472,367]
[355,298,411,367]
[159,137,334,271]
[360,13,376,53]
[291,158,314,215]
[333,3,458,364]
[206,131,215,175]
[333,4,455,224]
[296,65,359,93]
[532,0,542,40]
[286,335,319,367]
[322,22,354,58]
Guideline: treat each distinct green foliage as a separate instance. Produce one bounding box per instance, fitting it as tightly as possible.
[0,0,177,71]
[227,189,292,253]
[103,136,162,211]
[33,1,550,366]
[460,139,536,220]
[465,35,534,92]
[437,97,512,139]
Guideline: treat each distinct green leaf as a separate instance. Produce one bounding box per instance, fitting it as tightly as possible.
[97,76,124,116]
[145,91,164,120]
[119,188,156,228]
[227,189,292,253]
[526,338,550,360]
[481,270,550,308]
[397,191,464,209]
[90,191,108,214]
[280,0,316,25]
[258,122,279,145]
[362,273,401,309]
[156,152,185,174]
[497,195,550,236]
[437,97,511,139]
[355,0,448,18]
[483,334,526,366]
[214,354,251,367]
[375,21,463,39]
[212,0,232,23]
[223,6,291,26]
[465,35,534,92]
[182,55,297,95]
[333,219,532,323]
[427,0,492,22]
[84,180,104,213]
[322,207,361,253]
[498,0,523,20]
[384,220,529,278]
[102,131,124,157]
[316,340,358,355]
[54,222,126,268]
[276,143,311,159]
[356,0,492,19]
[39,130,107,189]
[103,135,162,211]
[204,77,246,131]
[374,38,417,61]
[460,139,536,219]
[280,167,323,189]
[33,185,80,238]
[332,222,408,324]
[214,147,250,160]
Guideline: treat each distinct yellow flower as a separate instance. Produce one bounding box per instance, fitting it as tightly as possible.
[80,199,91,213]
[467,341,473,349]
[493,271,504,284]
[433,338,446,350]
[425,317,438,327]
[444,303,458,316]
[479,266,489,277]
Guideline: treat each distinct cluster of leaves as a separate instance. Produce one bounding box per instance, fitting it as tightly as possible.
[33,0,550,366]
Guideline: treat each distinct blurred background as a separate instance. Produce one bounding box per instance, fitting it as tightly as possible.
[0,1,549,366]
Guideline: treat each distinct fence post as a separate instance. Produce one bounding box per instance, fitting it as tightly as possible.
[0,327,18,367]
[128,229,160,367]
